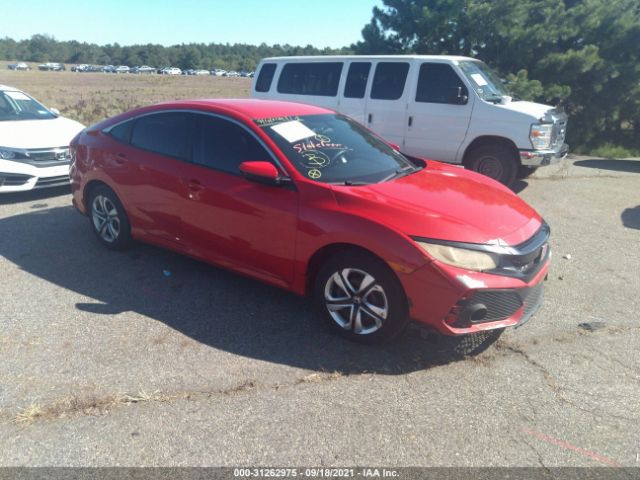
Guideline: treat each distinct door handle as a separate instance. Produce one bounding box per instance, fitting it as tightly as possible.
[408,116,413,127]
[187,180,205,191]
[367,113,372,124]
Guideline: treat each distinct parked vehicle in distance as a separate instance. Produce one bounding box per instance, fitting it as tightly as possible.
[38,62,65,71]
[225,71,240,77]
[211,69,227,76]
[7,62,31,71]
[71,64,91,72]
[193,69,211,76]
[115,65,130,74]
[160,67,182,75]
[0,84,85,192]
[102,65,117,73]
[131,65,155,74]
[70,99,550,344]
[252,55,569,185]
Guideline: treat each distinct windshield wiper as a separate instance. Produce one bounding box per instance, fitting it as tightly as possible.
[379,165,421,183]
[330,180,371,186]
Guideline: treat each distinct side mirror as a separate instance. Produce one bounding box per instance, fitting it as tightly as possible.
[49,107,60,116]
[449,87,468,105]
[239,161,291,186]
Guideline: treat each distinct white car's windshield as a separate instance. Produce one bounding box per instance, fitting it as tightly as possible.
[0,91,57,121]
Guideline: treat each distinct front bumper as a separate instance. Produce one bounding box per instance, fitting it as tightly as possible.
[0,160,70,192]
[519,143,569,167]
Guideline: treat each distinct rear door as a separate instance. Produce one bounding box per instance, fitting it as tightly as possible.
[338,61,372,125]
[404,62,473,162]
[364,61,412,148]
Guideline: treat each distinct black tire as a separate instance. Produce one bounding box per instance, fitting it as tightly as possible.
[517,165,539,179]
[465,144,517,186]
[88,185,132,250]
[314,250,410,344]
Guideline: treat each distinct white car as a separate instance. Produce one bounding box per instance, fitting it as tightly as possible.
[0,85,85,192]
[115,65,130,74]
[211,69,227,76]
[160,67,182,75]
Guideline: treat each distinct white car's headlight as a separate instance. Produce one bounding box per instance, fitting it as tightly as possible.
[417,241,499,271]
[0,148,17,160]
[530,123,553,150]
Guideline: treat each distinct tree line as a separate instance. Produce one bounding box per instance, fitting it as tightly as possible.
[0,34,350,71]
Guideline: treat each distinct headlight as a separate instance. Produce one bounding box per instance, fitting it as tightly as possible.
[417,242,498,271]
[0,148,17,160]
[530,123,553,150]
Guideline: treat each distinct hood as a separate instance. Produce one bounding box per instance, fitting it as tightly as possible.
[332,162,542,246]
[496,100,554,121]
[0,116,85,149]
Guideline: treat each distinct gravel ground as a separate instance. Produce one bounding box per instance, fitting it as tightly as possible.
[0,156,638,467]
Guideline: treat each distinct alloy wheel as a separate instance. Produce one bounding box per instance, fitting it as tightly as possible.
[91,195,121,243]
[323,268,389,335]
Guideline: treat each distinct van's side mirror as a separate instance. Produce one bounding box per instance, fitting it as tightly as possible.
[449,87,468,105]
[239,161,291,186]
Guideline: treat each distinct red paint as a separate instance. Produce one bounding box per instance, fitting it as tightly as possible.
[521,428,621,466]
[70,99,550,336]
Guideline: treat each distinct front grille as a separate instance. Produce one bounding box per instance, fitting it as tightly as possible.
[0,174,33,187]
[35,175,70,188]
[5,147,71,167]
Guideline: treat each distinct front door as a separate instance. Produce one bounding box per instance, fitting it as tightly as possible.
[404,62,473,163]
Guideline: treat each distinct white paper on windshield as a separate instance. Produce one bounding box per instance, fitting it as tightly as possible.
[470,73,488,86]
[271,120,316,143]
[5,91,30,101]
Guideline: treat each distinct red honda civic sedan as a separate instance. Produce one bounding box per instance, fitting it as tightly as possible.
[70,99,550,344]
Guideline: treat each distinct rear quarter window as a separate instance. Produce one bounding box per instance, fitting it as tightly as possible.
[107,120,133,143]
[130,112,191,160]
[277,62,343,97]
[255,63,277,92]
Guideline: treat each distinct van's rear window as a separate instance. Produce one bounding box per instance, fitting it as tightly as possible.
[277,62,343,97]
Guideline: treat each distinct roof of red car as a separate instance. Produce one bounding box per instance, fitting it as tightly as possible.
[155,98,334,119]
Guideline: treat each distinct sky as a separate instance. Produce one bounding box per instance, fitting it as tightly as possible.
[2,0,383,49]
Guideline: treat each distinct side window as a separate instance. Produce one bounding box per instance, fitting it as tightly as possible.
[370,62,410,100]
[344,62,371,99]
[193,115,271,175]
[108,120,133,144]
[277,62,343,96]
[255,63,277,92]
[416,63,468,104]
[130,112,191,159]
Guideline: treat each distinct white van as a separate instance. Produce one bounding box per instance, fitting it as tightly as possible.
[251,55,568,185]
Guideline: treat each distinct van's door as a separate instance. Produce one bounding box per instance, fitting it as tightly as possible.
[337,61,372,125]
[404,62,473,163]
[364,61,412,148]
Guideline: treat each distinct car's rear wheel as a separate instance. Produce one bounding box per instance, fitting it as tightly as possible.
[466,144,517,186]
[314,251,410,344]
[89,185,132,250]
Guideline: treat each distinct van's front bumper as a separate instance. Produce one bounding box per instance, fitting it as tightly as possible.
[519,143,569,167]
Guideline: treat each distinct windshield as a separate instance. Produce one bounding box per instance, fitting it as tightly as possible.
[258,114,418,185]
[0,91,56,121]
[458,60,509,103]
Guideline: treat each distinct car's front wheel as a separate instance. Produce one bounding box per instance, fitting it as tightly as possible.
[314,251,410,344]
[88,185,132,250]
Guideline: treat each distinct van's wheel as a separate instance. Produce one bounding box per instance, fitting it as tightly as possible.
[314,250,410,344]
[466,144,517,186]
[88,185,132,250]
[517,165,538,179]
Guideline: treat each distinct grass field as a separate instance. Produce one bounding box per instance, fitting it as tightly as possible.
[0,64,251,126]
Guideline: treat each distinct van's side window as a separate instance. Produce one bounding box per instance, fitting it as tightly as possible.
[255,63,277,92]
[277,62,343,97]
[344,62,371,99]
[370,62,410,100]
[416,63,469,104]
